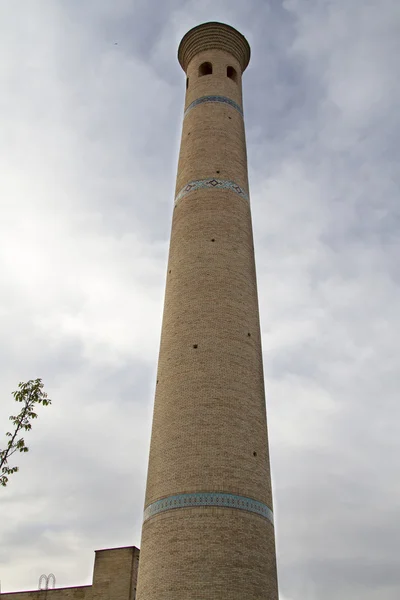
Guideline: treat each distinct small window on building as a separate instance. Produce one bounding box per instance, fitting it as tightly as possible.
[227,66,238,83]
[199,62,213,77]
[186,77,189,89]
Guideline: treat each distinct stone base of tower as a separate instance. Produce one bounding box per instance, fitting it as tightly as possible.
[136,508,279,599]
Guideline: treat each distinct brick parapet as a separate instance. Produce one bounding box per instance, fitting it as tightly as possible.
[1,547,140,600]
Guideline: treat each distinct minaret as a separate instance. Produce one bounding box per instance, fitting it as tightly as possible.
[136,22,279,599]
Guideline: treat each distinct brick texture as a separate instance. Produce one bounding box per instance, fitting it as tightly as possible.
[1,547,140,600]
[0,588,92,600]
[136,22,279,600]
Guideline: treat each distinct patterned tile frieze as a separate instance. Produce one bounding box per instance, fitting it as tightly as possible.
[184,95,243,117]
[175,178,249,205]
[143,492,274,525]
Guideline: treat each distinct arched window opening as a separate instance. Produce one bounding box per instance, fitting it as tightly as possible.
[227,66,238,83]
[199,62,213,77]
[186,77,189,89]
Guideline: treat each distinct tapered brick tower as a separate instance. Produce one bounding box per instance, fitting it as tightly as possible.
[135,22,279,599]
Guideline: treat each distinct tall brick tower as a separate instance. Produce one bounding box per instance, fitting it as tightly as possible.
[135,22,279,599]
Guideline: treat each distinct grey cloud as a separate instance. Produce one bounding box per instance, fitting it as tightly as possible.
[1,0,399,598]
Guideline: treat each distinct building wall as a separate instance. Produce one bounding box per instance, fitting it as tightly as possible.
[1,547,140,600]
[0,587,91,600]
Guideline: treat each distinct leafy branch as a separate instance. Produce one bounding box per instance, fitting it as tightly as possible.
[0,379,51,487]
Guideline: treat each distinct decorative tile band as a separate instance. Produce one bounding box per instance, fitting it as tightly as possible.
[143,492,274,525]
[175,178,249,205]
[184,95,243,117]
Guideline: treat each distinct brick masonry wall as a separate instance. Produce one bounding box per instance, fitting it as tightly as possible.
[136,23,279,600]
[139,509,277,599]
[1,547,140,600]
[92,546,140,600]
[0,588,92,600]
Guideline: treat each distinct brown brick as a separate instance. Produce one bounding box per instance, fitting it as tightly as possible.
[136,22,279,600]
[1,547,140,600]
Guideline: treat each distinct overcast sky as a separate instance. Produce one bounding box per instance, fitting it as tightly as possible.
[1,1,399,598]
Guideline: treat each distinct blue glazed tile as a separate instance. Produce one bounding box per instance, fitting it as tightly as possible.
[143,492,274,525]
[175,178,249,205]
[184,95,243,117]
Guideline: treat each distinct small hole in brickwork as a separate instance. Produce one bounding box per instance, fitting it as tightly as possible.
[216,170,220,174]
[228,116,232,120]
[193,344,198,349]
[253,451,257,457]
[157,380,159,384]
[211,238,215,242]
[248,332,251,337]
[169,270,171,273]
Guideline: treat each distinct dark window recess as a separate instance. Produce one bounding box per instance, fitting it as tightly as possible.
[253,451,257,457]
[199,62,212,77]
[211,238,215,242]
[193,344,198,349]
[169,270,171,273]
[216,170,220,174]
[227,66,238,83]
[186,77,189,89]
[248,332,251,337]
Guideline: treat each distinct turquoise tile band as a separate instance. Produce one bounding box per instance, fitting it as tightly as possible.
[143,492,274,525]
[184,95,243,117]
[175,178,249,205]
